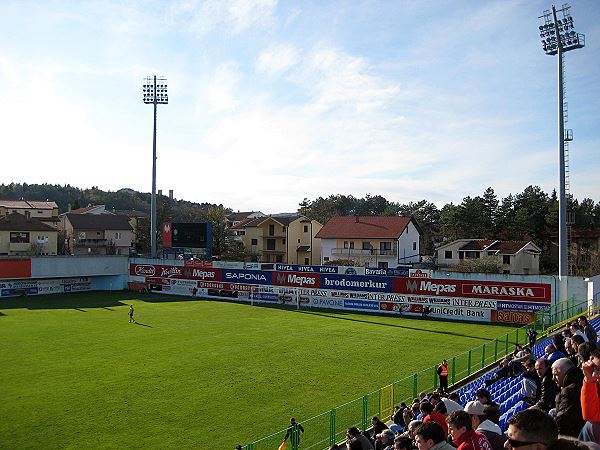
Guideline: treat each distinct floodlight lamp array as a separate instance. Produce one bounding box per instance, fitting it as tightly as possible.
[142,79,168,104]
[538,10,584,55]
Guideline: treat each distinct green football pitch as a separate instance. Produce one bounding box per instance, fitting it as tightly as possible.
[0,292,511,449]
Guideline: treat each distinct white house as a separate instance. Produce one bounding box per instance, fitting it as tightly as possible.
[315,216,421,268]
[436,239,541,275]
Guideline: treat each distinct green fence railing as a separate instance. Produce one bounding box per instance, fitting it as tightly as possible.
[243,298,597,450]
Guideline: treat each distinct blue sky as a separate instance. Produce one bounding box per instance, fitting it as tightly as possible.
[1,0,598,213]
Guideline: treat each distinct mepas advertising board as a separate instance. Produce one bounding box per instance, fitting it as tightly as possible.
[128,263,552,323]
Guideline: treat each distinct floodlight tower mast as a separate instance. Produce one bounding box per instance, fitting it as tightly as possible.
[143,75,168,258]
[538,4,584,281]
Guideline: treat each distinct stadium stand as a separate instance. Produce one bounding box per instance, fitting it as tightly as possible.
[455,316,600,433]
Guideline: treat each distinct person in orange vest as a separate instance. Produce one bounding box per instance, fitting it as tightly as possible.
[437,360,449,392]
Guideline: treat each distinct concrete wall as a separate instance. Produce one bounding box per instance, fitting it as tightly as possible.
[31,256,129,278]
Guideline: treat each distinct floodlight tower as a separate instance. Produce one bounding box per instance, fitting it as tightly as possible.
[143,75,168,258]
[538,4,584,280]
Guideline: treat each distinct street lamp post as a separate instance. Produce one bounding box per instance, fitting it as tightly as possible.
[538,4,584,281]
[143,75,168,258]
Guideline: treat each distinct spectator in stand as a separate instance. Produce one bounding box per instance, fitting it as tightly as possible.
[579,316,598,344]
[375,430,396,450]
[532,358,559,412]
[551,357,584,437]
[420,401,448,439]
[393,404,408,430]
[400,420,423,442]
[553,334,567,356]
[505,409,558,450]
[414,422,454,450]
[464,401,506,450]
[475,388,500,425]
[578,342,597,369]
[433,401,447,416]
[347,440,364,450]
[545,344,566,366]
[394,436,414,450]
[571,322,589,343]
[528,327,539,349]
[371,417,389,442]
[446,410,492,450]
[520,363,541,406]
[485,358,513,386]
[449,393,463,406]
[570,335,586,360]
[579,347,600,443]
[347,427,374,450]
[546,437,597,450]
[431,392,463,415]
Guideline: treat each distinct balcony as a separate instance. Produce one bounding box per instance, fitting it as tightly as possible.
[332,248,397,257]
[9,242,31,252]
[75,238,108,247]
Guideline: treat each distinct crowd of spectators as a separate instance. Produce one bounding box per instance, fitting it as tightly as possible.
[323,315,600,450]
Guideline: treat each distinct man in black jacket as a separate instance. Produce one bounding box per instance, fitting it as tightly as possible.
[551,358,584,437]
[578,315,597,344]
[532,358,559,412]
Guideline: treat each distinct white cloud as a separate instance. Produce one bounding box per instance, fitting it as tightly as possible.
[203,63,241,113]
[297,46,401,113]
[169,0,278,36]
[256,44,299,77]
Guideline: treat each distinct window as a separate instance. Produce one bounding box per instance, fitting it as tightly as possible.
[37,236,48,244]
[266,239,276,250]
[268,224,275,236]
[304,258,309,265]
[380,242,392,251]
[251,238,258,245]
[303,225,308,233]
[282,226,286,232]
[344,241,349,249]
[115,232,122,240]
[282,239,286,245]
[324,257,330,262]
[362,242,372,250]
[276,255,283,262]
[297,239,300,243]
[37,210,43,214]
[412,242,417,251]
[378,262,388,268]
[445,250,452,259]
[238,231,245,236]
[350,242,354,249]
[503,255,511,265]
[487,251,495,256]
[10,232,29,243]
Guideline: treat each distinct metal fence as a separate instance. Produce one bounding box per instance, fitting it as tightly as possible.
[243,298,596,450]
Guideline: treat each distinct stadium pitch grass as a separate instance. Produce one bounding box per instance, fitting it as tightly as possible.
[1,292,512,449]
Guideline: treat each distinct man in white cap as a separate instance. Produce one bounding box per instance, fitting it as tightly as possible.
[464,401,506,450]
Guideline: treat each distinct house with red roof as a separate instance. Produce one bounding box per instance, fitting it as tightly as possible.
[314,216,422,267]
[435,239,541,275]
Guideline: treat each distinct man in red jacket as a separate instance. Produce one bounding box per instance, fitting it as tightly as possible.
[446,411,492,450]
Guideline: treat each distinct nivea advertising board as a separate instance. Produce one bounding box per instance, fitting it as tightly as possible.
[275,264,338,273]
